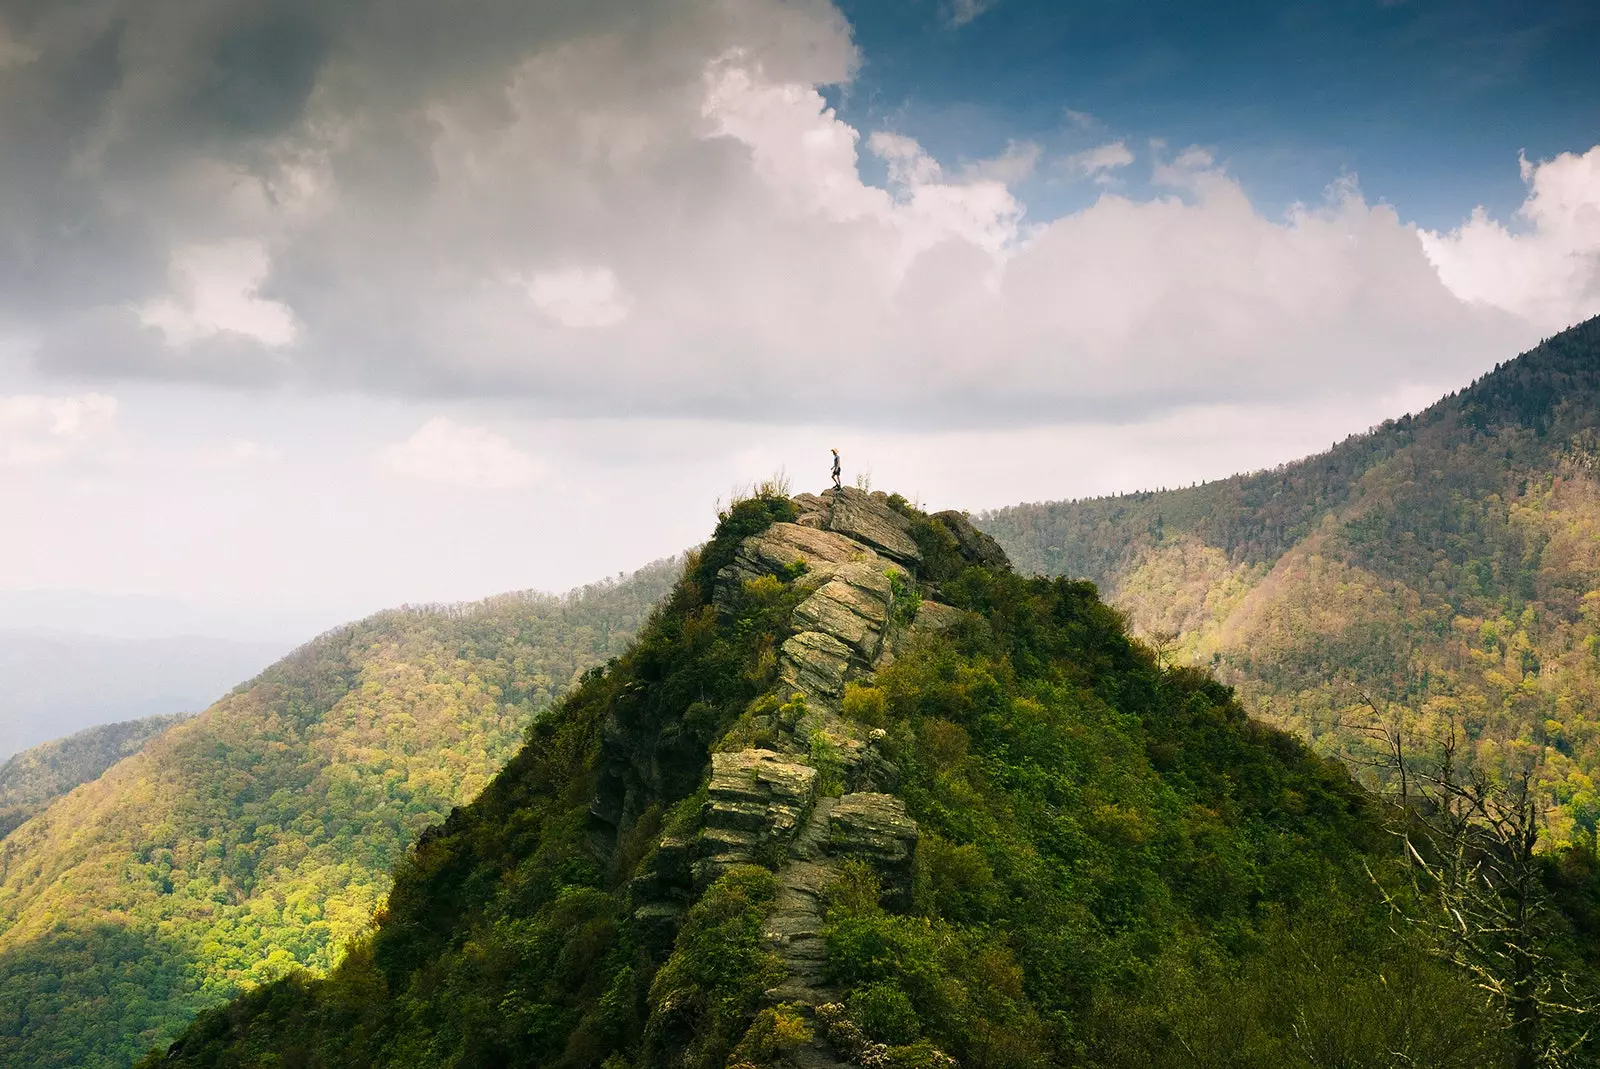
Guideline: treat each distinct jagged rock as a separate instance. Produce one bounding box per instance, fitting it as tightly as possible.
[933,509,1011,570]
[823,488,922,567]
[632,902,684,953]
[791,562,899,662]
[780,630,855,706]
[714,522,875,610]
[696,749,818,880]
[911,600,966,633]
[827,792,918,871]
[793,492,831,529]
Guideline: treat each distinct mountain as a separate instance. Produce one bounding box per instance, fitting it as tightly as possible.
[0,629,289,761]
[979,315,1600,845]
[0,560,680,1069]
[0,714,189,839]
[145,486,1550,1069]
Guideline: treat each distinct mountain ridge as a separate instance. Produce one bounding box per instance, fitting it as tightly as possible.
[979,314,1600,842]
[142,484,1531,1069]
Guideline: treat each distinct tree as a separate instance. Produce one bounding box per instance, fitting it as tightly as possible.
[1351,694,1596,1068]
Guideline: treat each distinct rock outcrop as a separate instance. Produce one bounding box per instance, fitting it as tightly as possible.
[626,487,1009,1065]
[932,509,1010,571]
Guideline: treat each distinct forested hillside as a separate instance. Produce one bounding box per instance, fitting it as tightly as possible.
[0,714,188,839]
[146,488,1594,1069]
[981,315,1600,844]
[0,560,680,1069]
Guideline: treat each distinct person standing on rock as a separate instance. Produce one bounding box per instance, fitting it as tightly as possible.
[831,448,842,491]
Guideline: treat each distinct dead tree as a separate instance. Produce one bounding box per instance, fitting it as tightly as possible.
[1345,693,1594,1069]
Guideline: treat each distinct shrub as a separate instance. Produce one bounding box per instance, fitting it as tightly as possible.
[842,683,888,727]
[849,982,922,1044]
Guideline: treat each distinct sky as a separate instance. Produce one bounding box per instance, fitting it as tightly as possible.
[1,0,1597,641]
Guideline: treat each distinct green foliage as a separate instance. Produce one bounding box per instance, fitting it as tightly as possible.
[979,317,1600,848]
[643,866,785,1069]
[0,560,681,1068]
[888,568,923,626]
[727,1003,811,1065]
[141,508,810,1068]
[841,682,887,727]
[847,982,922,1044]
[142,478,1589,1069]
[694,491,798,596]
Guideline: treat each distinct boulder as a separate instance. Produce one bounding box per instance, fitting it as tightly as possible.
[791,562,899,662]
[823,488,923,568]
[827,791,918,898]
[779,630,855,706]
[932,510,1011,570]
[911,600,966,633]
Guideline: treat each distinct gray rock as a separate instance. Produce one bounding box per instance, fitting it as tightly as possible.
[791,562,898,662]
[911,600,966,633]
[631,902,684,953]
[779,630,855,706]
[827,792,918,869]
[695,749,819,880]
[933,510,1011,570]
[823,488,922,568]
[715,523,876,611]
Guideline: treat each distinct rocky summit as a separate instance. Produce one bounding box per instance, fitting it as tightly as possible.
[619,488,991,1066]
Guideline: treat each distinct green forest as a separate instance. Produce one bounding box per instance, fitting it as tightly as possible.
[0,561,679,1069]
[982,317,1600,848]
[142,487,1600,1069]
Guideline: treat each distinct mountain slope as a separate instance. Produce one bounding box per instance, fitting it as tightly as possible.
[980,315,1600,841]
[147,487,1516,1069]
[0,714,188,839]
[0,560,680,1069]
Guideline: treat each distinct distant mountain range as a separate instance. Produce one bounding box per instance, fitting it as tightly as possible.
[981,314,1600,843]
[0,714,189,840]
[0,628,289,761]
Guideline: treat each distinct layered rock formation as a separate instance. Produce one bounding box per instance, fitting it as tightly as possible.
[625,488,997,1067]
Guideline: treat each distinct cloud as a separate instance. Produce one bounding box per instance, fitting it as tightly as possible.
[1419,146,1600,332]
[0,0,1579,433]
[0,394,119,468]
[136,241,298,347]
[960,140,1042,185]
[1061,141,1136,181]
[944,0,998,28]
[524,267,631,328]
[192,439,282,471]
[378,418,542,490]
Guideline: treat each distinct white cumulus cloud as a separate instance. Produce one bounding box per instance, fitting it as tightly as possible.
[1063,140,1136,181]
[0,393,119,468]
[136,241,298,348]
[525,267,631,328]
[379,418,542,490]
[1420,146,1600,332]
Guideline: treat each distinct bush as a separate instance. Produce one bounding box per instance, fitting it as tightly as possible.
[848,982,922,1044]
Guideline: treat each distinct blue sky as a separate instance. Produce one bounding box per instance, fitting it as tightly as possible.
[832,0,1598,226]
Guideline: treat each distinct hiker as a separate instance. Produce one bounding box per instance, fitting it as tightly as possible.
[831,448,842,491]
